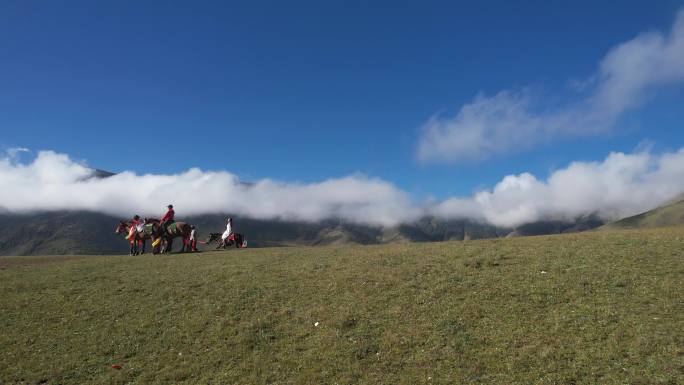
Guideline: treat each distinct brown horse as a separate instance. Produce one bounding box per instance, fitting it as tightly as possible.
[114,221,150,255]
[146,219,193,254]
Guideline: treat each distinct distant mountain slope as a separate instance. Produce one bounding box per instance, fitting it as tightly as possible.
[183,214,508,246]
[0,212,124,255]
[506,214,604,237]
[602,197,684,230]
[0,211,605,256]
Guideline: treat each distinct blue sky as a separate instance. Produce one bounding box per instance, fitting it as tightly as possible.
[2,0,683,200]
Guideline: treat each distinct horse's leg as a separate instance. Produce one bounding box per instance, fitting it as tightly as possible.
[141,239,146,254]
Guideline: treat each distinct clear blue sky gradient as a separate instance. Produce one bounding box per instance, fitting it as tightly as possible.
[2,0,683,198]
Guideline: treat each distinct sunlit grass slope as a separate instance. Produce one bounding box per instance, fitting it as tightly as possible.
[1,228,682,384]
[603,199,684,230]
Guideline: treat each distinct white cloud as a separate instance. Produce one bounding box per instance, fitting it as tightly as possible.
[0,150,420,226]
[418,9,684,163]
[2,148,684,228]
[433,149,684,227]
[6,147,30,160]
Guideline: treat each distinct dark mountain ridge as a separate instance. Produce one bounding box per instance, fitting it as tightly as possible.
[0,210,605,256]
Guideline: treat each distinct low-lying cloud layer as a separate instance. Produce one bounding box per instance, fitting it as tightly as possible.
[433,149,684,227]
[418,8,684,162]
[0,150,419,226]
[2,148,684,227]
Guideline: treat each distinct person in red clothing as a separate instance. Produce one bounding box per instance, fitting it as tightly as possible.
[127,215,142,240]
[160,204,175,236]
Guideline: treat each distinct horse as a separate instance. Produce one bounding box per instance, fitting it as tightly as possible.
[114,221,150,255]
[146,219,193,254]
[204,232,247,249]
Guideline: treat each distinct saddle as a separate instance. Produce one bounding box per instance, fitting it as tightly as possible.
[142,223,154,236]
[167,222,178,235]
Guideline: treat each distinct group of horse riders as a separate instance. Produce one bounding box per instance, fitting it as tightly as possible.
[118,204,238,255]
[128,204,185,243]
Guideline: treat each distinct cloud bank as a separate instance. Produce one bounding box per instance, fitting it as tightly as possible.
[433,149,684,227]
[2,148,684,227]
[0,150,419,226]
[418,8,684,162]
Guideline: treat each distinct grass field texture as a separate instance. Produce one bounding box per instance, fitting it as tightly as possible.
[1,228,682,384]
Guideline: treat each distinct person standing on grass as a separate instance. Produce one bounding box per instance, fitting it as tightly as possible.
[127,215,143,240]
[189,225,198,252]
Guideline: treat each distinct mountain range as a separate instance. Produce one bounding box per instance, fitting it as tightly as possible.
[1,170,682,256]
[0,210,609,256]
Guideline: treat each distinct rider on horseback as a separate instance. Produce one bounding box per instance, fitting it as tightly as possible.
[220,217,233,247]
[160,204,175,237]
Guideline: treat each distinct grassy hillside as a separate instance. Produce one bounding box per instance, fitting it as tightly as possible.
[1,228,682,384]
[603,199,684,230]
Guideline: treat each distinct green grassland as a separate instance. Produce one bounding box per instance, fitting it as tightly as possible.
[602,199,684,230]
[1,228,682,384]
